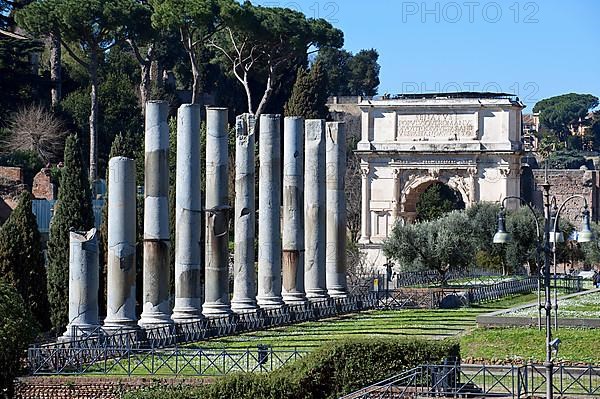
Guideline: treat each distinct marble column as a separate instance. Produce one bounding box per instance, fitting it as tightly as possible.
[282,116,307,304]
[359,165,372,244]
[172,104,204,323]
[257,114,284,308]
[231,114,258,312]
[203,107,231,317]
[325,122,348,298]
[63,228,99,339]
[104,156,138,330]
[304,119,328,300]
[139,100,173,328]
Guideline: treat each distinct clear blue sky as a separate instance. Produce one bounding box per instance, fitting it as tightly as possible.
[254,0,600,111]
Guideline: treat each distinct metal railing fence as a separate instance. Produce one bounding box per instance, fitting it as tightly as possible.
[28,274,550,375]
[28,347,308,376]
[340,362,600,399]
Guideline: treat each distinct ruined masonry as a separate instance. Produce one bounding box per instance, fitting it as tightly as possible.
[63,104,348,336]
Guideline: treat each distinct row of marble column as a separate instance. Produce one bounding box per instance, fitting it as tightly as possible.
[63,102,348,337]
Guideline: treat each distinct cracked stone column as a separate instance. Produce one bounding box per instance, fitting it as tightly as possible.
[172,104,204,323]
[63,228,100,339]
[304,119,328,300]
[257,114,284,308]
[139,101,173,328]
[282,116,307,304]
[325,122,348,298]
[104,156,138,330]
[231,114,258,313]
[203,107,231,317]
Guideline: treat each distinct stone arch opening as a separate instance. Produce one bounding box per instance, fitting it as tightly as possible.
[405,180,465,222]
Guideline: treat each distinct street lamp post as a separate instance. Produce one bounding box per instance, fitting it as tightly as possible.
[493,181,593,399]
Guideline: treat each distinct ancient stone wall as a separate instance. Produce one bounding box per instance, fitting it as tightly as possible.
[14,376,209,399]
[327,96,367,141]
[531,169,599,223]
[32,168,57,200]
[0,166,24,183]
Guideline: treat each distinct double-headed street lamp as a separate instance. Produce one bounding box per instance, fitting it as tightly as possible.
[493,178,594,399]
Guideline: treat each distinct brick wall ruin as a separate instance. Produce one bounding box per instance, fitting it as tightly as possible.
[529,169,599,223]
[14,376,210,399]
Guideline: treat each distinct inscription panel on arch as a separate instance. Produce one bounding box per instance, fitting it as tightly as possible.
[396,112,478,141]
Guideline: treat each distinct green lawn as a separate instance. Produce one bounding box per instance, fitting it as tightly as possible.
[192,293,539,351]
[460,326,600,365]
[82,292,600,376]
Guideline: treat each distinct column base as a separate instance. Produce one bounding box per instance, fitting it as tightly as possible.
[61,323,100,340]
[231,299,259,313]
[202,302,232,318]
[282,292,308,305]
[172,299,204,323]
[257,295,285,309]
[327,288,349,298]
[306,290,329,302]
[359,237,371,244]
[171,309,205,324]
[138,312,174,329]
[102,318,140,332]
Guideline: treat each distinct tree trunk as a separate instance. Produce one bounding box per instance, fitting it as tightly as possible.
[254,65,274,120]
[49,32,61,108]
[242,72,253,115]
[140,62,150,116]
[190,52,201,104]
[88,51,99,185]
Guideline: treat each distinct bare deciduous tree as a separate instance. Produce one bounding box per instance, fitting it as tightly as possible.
[3,104,68,163]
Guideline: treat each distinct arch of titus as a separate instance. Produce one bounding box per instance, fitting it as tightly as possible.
[356,94,525,267]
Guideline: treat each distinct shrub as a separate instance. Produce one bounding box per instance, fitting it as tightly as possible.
[0,278,39,397]
[0,192,50,329]
[125,338,459,399]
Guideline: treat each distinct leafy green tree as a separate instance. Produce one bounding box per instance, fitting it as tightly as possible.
[415,183,464,222]
[18,0,149,182]
[209,2,343,118]
[0,192,50,329]
[347,49,380,96]
[0,36,46,125]
[46,134,94,331]
[151,0,232,104]
[544,149,587,169]
[284,61,329,119]
[315,47,381,96]
[0,278,38,396]
[61,71,143,176]
[383,211,474,284]
[533,93,598,142]
[314,47,352,96]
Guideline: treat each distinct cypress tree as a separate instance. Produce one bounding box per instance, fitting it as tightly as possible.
[0,192,50,329]
[284,61,329,120]
[46,134,95,331]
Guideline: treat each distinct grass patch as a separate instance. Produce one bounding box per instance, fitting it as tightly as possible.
[191,293,538,351]
[460,326,600,365]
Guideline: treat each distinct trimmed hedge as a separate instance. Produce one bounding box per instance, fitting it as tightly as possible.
[126,337,460,399]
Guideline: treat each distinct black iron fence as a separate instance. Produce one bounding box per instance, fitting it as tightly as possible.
[28,274,554,375]
[340,362,600,398]
[28,347,308,376]
[468,277,538,303]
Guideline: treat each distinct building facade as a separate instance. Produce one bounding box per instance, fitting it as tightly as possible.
[355,94,525,267]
